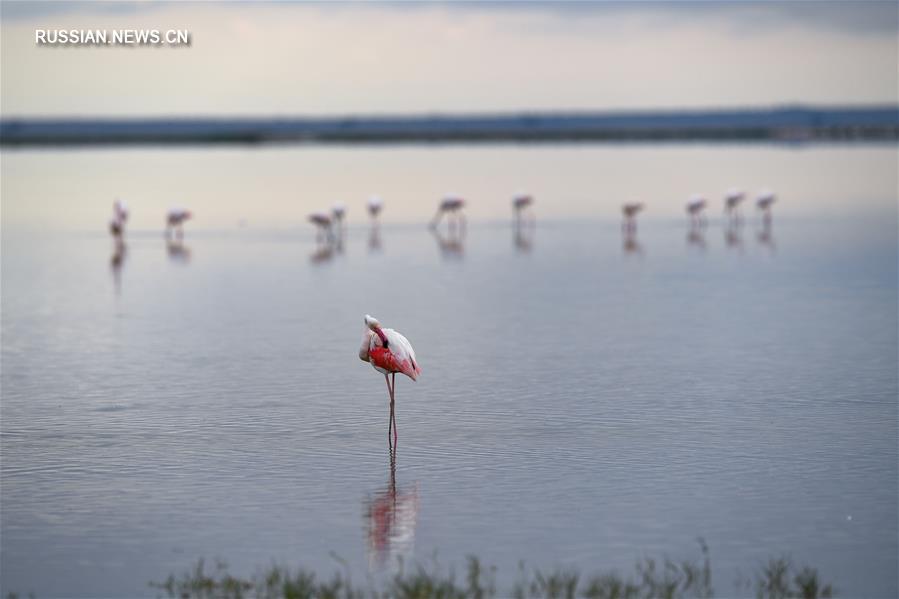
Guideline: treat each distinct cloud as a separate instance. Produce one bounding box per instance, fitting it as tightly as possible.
[2,0,897,35]
[2,1,895,116]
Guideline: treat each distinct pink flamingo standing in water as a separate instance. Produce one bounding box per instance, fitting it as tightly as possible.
[686,195,707,228]
[756,190,776,225]
[724,189,745,223]
[359,315,421,445]
[166,207,192,239]
[110,199,129,236]
[368,196,384,222]
[621,202,644,232]
[430,195,466,231]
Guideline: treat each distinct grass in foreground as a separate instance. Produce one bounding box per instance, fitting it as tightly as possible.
[142,541,834,599]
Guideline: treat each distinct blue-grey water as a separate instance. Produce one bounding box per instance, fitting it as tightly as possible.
[1,146,897,598]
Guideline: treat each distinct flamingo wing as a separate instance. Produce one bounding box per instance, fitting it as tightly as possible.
[369,328,421,381]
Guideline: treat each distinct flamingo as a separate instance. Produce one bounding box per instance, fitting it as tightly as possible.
[621,202,644,232]
[359,315,421,446]
[113,199,128,230]
[109,199,128,237]
[511,193,535,252]
[686,195,707,228]
[368,196,384,221]
[430,195,466,231]
[114,199,128,222]
[308,212,334,243]
[512,193,534,214]
[332,202,347,227]
[756,190,776,225]
[724,189,745,223]
[166,207,192,239]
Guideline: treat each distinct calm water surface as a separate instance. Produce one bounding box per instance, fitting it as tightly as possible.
[1,146,897,598]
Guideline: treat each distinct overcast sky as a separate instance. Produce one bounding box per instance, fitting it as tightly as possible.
[1,1,896,116]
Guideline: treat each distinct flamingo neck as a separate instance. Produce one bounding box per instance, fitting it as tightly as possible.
[374,328,389,348]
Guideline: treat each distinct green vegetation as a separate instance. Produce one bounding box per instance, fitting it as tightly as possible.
[143,541,834,599]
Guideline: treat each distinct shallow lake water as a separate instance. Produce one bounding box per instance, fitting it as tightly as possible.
[1,145,897,597]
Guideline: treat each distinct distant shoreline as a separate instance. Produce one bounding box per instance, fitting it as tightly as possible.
[2,106,897,146]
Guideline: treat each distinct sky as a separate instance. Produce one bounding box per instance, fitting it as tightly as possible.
[1,1,897,117]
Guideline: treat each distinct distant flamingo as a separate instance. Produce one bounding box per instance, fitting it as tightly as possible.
[512,193,534,221]
[332,202,347,230]
[368,196,384,221]
[512,194,535,252]
[359,315,421,446]
[166,207,192,239]
[621,202,644,233]
[114,199,128,220]
[686,195,707,228]
[724,189,745,223]
[308,212,334,243]
[430,195,466,232]
[109,199,128,237]
[756,190,776,226]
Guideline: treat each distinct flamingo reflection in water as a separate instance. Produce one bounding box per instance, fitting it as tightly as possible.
[724,220,744,252]
[167,239,192,264]
[365,446,419,571]
[110,238,127,294]
[369,227,382,253]
[622,228,643,256]
[686,228,707,252]
[432,226,465,259]
[757,221,777,252]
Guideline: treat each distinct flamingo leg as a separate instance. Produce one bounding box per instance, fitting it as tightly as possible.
[385,374,394,443]
[391,373,398,445]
